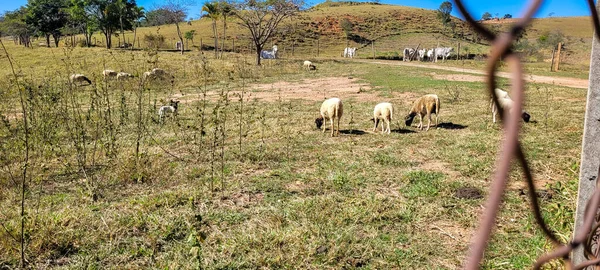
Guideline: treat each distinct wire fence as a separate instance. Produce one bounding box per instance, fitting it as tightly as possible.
[455,0,600,269]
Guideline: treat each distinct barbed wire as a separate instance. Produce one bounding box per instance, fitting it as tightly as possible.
[454,0,600,269]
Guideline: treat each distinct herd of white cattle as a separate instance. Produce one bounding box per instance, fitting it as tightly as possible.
[402,47,454,62]
[257,44,454,62]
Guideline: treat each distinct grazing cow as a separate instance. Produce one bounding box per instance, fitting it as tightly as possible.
[260,45,278,59]
[427,49,434,61]
[491,88,531,123]
[343,47,357,58]
[403,48,415,61]
[175,41,183,50]
[432,47,453,62]
[417,49,427,61]
[117,72,134,80]
[103,69,118,79]
[70,74,92,85]
[158,100,180,123]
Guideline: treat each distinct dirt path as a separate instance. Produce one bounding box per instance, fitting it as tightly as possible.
[357,59,589,89]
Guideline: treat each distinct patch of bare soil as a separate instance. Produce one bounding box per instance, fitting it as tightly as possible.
[431,73,485,83]
[217,191,264,209]
[419,160,462,178]
[246,77,378,102]
[174,77,416,104]
[286,180,311,194]
[454,187,483,200]
[508,177,556,192]
[430,220,471,243]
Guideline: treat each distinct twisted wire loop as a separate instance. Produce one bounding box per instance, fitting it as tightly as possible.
[454,0,600,268]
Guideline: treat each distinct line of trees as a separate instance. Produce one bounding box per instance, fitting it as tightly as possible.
[0,0,144,49]
[0,0,303,64]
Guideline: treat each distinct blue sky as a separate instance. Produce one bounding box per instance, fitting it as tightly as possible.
[0,0,594,20]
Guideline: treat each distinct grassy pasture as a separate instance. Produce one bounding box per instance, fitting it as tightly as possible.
[0,41,584,269]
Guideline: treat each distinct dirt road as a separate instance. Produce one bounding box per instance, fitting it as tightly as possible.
[357,59,589,89]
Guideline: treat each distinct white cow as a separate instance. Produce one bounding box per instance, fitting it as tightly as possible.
[427,49,434,61]
[403,48,415,61]
[432,47,453,62]
[260,45,278,59]
[417,49,427,61]
[343,47,357,58]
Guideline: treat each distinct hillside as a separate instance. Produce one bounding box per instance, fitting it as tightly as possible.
[84,2,489,57]
[60,3,593,68]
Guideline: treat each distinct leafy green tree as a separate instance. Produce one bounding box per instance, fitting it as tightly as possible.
[231,0,303,65]
[86,0,140,49]
[0,8,34,47]
[436,1,452,26]
[503,14,512,19]
[185,29,196,45]
[482,12,492,20]
[340,18,353,47]
[538,30,564,49]
[68,0,97,47]
[26,0,69,47]
[202,1,220,58]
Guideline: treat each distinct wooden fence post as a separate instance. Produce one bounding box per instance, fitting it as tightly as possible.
[550,46,556,71]
[372,41,375,59]
[457,42,461,60]
[317,39,320,57]
[553,42,562,71]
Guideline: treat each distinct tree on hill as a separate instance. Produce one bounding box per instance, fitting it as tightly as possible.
[481,12,492,21]
[219,1,233,58]
[185,29,196,45]
[87,0,140,49]
[144,8,185,26]
[158,0,191,54]
[68,0,97,47]
[436,1,452,26]
[25,0,69,47]
[340,18,353,47]
[202,1,220,58]
[503,14,512,19]
[232,0,303,65]
[130,5,144,50]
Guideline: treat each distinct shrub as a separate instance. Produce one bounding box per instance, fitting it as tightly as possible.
[144,33,166,49]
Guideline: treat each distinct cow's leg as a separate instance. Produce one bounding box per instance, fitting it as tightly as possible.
[373,118,378,132]
[426,113,432,131]
[418,114,423,130]
[330,118,334,137]
[386,119,391,134]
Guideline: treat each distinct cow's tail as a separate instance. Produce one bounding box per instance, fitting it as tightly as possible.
[435,96,440,115]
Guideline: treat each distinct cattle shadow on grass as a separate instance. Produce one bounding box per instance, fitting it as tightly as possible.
[339,129,367,135]
[391,128,417,134]
[437,122,468,130]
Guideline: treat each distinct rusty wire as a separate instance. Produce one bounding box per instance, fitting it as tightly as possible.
[454,0,600,268]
